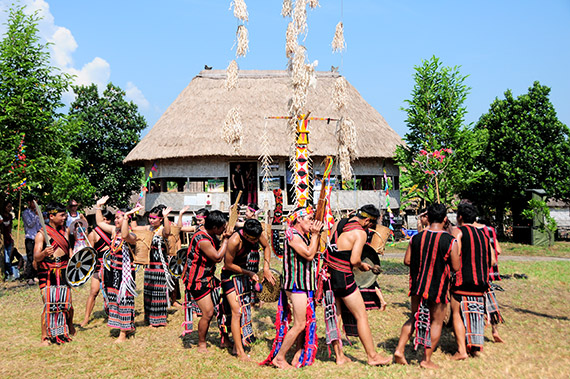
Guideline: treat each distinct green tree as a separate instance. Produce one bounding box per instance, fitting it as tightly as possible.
[0,6,94,204]
[466,81,570,232]
[396,56,484,206]
[69,83,146,208]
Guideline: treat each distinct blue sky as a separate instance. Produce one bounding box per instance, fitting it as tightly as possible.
[1,0,569,140]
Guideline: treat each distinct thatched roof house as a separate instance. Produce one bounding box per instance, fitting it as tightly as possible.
[125,70,401,162]
[124,70,403,214]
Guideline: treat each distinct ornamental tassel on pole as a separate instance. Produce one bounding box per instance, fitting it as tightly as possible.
[308,0,319,9]
[282,0,293,17]
[225,60,239,91]
[331,21,346,53]
[293,0,308,36]
[259,121,273,192]
[230,0,249,22]
[236,25,249,57]
[223,106,243,153]
[332,76,348,111]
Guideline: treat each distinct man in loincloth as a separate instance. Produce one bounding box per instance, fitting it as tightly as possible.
[393,203,461,369]
[324,204,392,366]
[183,210,233,353]
[450,201,495,359]
[222,219,275,360]
[33,202,75,345]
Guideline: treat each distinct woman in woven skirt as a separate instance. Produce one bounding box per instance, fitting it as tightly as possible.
[95,196,138,343]
[134,205,173,327]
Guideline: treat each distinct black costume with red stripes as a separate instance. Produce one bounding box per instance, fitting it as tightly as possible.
[409,229,456,303]
[452,224,492,296]
[184,230,219,300]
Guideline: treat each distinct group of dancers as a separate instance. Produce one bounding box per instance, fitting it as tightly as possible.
[33,196,503,370]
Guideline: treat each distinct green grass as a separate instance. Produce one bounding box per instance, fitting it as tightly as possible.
[2,257,570,378]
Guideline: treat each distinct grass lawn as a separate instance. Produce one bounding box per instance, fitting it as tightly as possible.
[385,240,570,259]
[1,255,569,378]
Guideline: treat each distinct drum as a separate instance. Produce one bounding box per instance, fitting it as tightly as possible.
[133,230,153,265]
[167,224,181,256]
[352,244,382,288]
[169,247,187,278]
[256,268,282,303]
[66,246,97,287]
[369,225,392,255]
[102,250,111,271]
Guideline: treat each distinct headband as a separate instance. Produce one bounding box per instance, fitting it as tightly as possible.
[47,209,61,215]
[247,206,258,214]
[196,214,206,219]
[287,206,314,224]
[357,210,377,222]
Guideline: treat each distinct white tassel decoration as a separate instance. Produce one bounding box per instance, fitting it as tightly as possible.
[332,21,346,53]
[282,0,292,17]
[308,0,319,9]
[223,107,243,152]
[230,0,249,22]
[285,22,298,59]
[225,60,239,91]
[236,25,249,57]
[332,76,348,111]
[293,0,307,36]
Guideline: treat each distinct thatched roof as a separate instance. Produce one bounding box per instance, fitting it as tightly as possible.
[124,70,402,165]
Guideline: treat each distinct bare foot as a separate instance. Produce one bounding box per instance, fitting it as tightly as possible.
[40,339,51,347]
[114,336,126,344]
[272,357,293,369]
[451,352,468,361]
[292,349,302,364]
[80,320,89,328]
[493,333,504,343]
[237,354,252,362]
[368,353,392,366]
[197,343,208,353]
[336,355,353,365]
[172,301,183,308]
[393,352,408,365]
[420,360,440,369]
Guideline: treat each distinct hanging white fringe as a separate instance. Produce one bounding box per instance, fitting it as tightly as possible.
[236,25,249,57]
[338,145,354,182]
[225,60,239,91]
[293,0,307,36]
[282,0,293,17]
[332,76,348,111]
[230,0,249,22]
[285,22,298,59]
[339,117,358,158]
[332,21,346,53]
[308,0,319,9]
[259,121,273,192]
[223,107,243,152]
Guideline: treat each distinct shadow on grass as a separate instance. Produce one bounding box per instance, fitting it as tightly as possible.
[502,304,569,321]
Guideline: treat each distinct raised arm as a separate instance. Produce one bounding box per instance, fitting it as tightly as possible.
[287,221,323,261]
[178,205,190,228]
[95,196,114,235]
[162,207,172,238]
[198,230,232,263]
[122,206,141,245]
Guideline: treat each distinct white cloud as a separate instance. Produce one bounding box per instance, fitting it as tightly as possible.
[49,26,77,67]
[0,0,149,109]
[125,82,150,110]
